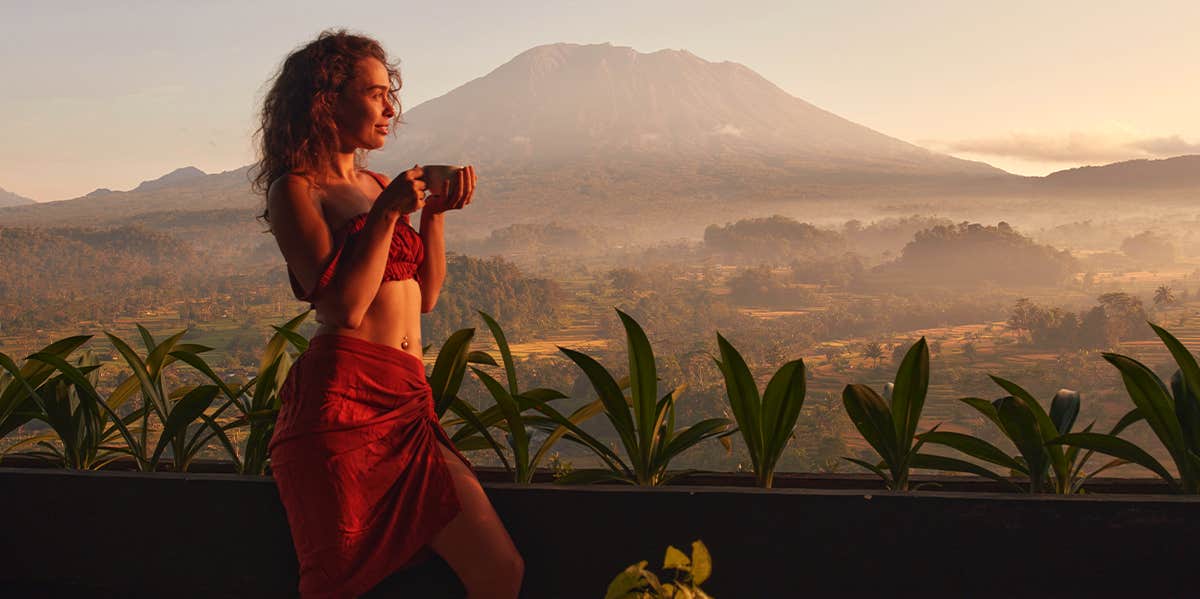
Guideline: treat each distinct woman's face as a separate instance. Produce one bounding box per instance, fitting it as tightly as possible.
[333,57,397,151]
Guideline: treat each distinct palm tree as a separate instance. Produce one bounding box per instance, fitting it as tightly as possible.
[863,342,884,368]
[1154,285,1176,308]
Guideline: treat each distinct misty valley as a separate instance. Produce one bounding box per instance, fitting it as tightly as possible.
[4,184,1199,477]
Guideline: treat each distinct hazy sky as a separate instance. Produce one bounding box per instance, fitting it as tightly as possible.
[2,0,1197,202]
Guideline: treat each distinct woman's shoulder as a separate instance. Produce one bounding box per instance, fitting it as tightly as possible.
[267,171,323,215]
[268,171,316,196]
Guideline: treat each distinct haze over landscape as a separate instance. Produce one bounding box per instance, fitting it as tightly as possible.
[2,1,1199,478]
[3,1,1198,202]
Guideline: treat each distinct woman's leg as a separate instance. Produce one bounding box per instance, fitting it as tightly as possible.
[428,442,524,598]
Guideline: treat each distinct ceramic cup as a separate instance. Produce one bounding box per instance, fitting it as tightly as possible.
[419,164,464,197]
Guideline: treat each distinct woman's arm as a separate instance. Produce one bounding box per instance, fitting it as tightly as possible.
[415,166,473,313]
[323,204,401,328]
[417,210,446,313]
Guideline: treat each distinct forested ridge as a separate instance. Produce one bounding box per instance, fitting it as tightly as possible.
[873,221,1079,286]
[0,225,568,340]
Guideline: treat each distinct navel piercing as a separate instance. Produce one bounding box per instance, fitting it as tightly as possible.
[401,335,409,350]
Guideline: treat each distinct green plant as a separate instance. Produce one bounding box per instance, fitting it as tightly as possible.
[919,383,1133,493]
[841,337,942,490]
[420,322,523,473]
[550,309,731,485]
[1049,323,1200,493]
[605,540,713,599]
[457,310,602,483]
[427,326,498,420]
[105,326,225,472]
[1,336,96,457]
[713,332,806,488]
[171,311,311,475]
[0,343,144,469]
[2,326,221,472]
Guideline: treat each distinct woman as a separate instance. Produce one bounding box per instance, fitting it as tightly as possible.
[254,30,523,598]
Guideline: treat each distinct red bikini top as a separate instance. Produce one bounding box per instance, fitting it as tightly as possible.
[287,170,424,305]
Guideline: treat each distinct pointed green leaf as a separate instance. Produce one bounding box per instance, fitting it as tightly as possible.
[105,331,164,419]
[1153,323,1200,450]
[648,384,687,468]
[995,396,1048,490]
[917,430,1027,473]
[842,384,898,468]
[142,328,191,376]
[269,325,309,353]
[843,457,890,483]
[196,412,242,471]
[715,333,763,465]
[471,367,529,481]
[959,396,1004,429]
[466,350,497,366]
[24,351,146,470]
[617,309,658,473]
[759,358,806,477]
[429,328,475,417]
[1102,352,1191,482]
[150,385,218,467]
[657,418,731,473]
[447,397,511,473]
[891,337,929,447]
[169,350,238,400]
[910,452,1023,491]
[527,396,629,477]
[136,324,156,354]
[991,375,1069,484]
[1051,431,1177,490]
[478,311,519,396]
[530,398,605,471]
[258,311,309,379]
[558,345,638,463]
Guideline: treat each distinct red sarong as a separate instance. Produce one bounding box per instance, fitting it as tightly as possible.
[268,333,471,598]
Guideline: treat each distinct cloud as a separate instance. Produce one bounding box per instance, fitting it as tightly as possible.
[931,128,1200,163]
[1128,135,1200,156]
[713,124,743,137]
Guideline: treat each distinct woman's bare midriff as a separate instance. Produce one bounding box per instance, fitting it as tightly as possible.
[313,279,424,361]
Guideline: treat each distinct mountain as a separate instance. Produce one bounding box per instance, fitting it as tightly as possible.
[131,166,207,193]
[64,167,208,201]
[4,43,1195,243]
[372,42,1005,179]
[1038,155,1200,191]
[0,186,36,207]
[6,43,1017,240]
[0,166,256,228]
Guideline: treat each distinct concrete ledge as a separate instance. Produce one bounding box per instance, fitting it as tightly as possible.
[1,467,1196,597]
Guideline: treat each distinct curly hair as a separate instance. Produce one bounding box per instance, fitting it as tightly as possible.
[252,29,402,225]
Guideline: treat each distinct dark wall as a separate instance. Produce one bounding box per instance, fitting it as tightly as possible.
[1,468,1197,598]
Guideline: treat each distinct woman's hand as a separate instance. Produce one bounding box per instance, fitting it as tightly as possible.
[423,165,476,215]
[377,165,427,216]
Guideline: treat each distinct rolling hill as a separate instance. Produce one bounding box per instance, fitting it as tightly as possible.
[0,186,36,208]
